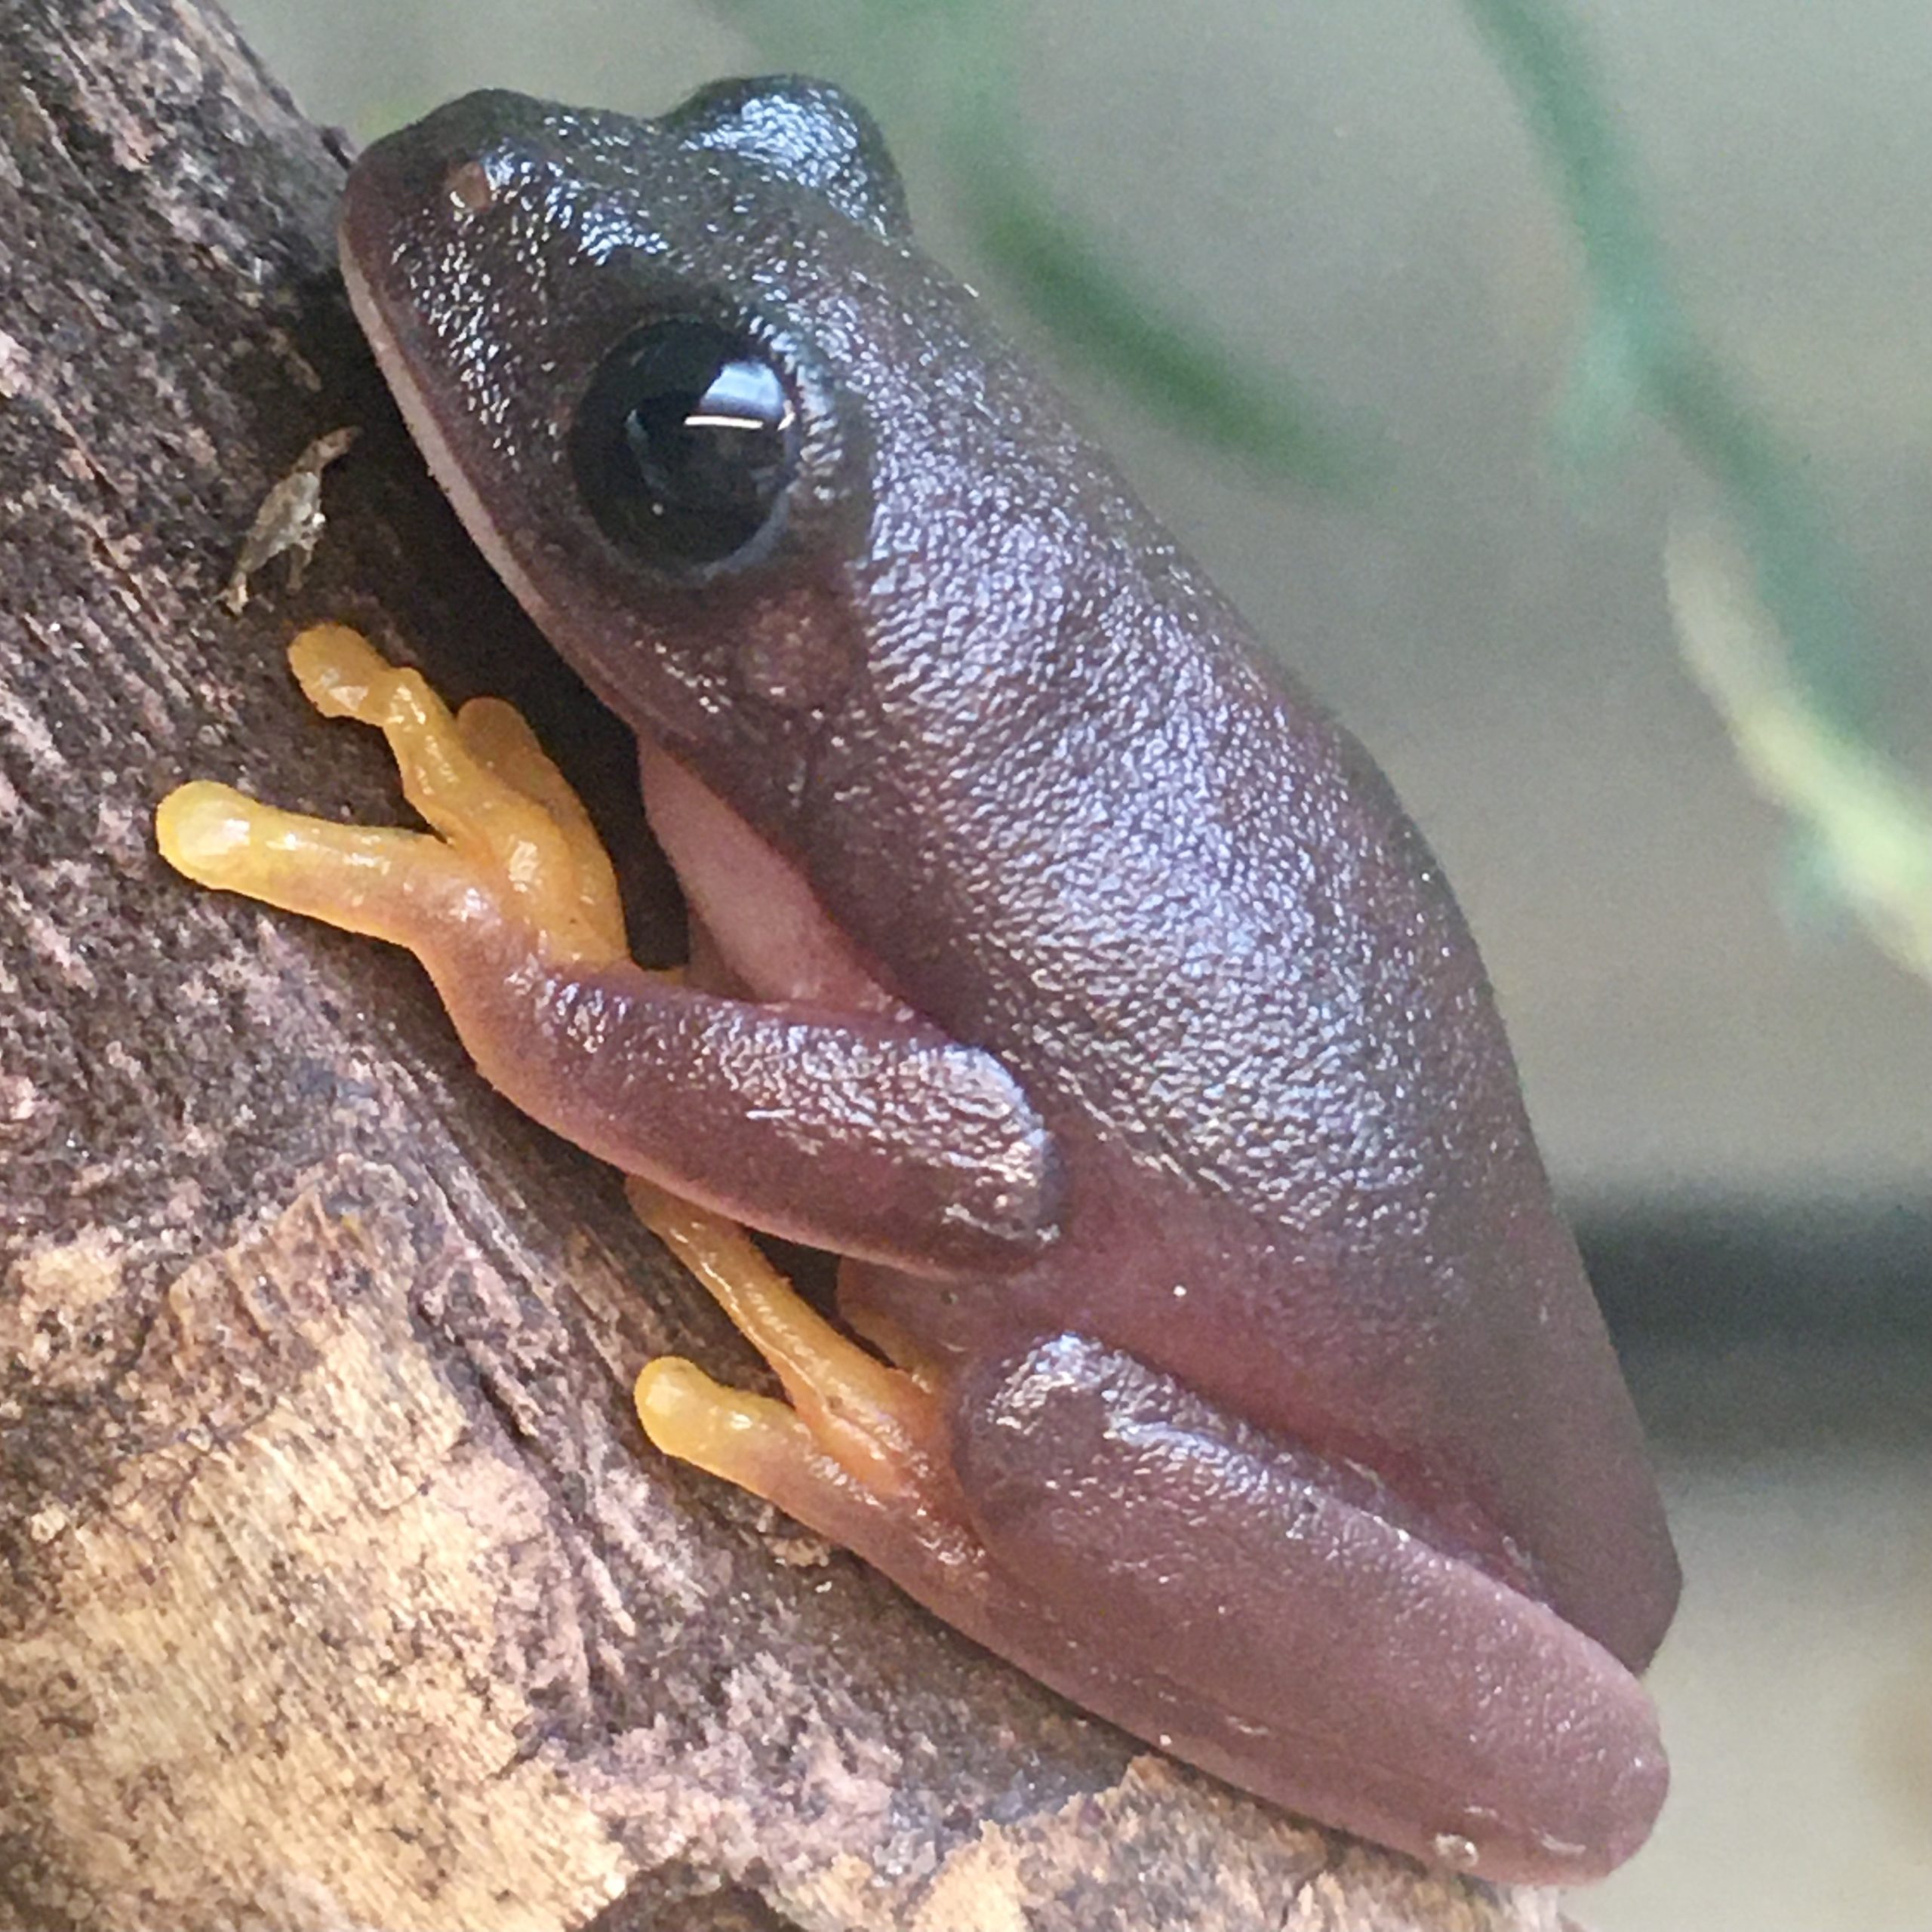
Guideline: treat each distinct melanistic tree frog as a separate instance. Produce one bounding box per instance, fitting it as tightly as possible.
[158,79,1678,1884]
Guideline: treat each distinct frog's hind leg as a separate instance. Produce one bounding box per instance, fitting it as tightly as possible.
[943,1331,1669,1885]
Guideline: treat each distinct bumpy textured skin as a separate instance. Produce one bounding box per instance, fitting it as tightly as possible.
[338,80,1679,1882]
[438,931,1060,1273]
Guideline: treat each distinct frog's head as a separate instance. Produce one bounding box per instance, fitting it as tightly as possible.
[340,82,1077,785]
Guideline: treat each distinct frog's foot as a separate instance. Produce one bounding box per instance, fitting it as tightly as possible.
[629,1177,978,1566]
[158,623,630,974]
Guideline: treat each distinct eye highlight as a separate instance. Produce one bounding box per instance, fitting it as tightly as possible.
[570,318,799,570]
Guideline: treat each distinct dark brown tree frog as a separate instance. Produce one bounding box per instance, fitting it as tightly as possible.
[157,79,1678,1884]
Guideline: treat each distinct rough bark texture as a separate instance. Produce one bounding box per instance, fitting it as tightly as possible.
[0,4,1570,1928]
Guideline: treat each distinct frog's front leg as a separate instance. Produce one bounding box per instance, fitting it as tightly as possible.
[156,629,1056,1274]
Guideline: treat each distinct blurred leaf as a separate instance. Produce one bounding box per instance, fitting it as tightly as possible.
[1550,302,1646,470]
[710,0,1374,492]
[953,158,1375,492]
[1669,528,1932,987]
[1463,0,1878,746]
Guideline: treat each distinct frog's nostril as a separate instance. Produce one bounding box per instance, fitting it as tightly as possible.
[341,89,549,234]
[441,158,494,217]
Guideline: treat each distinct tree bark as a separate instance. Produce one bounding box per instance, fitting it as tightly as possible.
[0,4,1569,1927]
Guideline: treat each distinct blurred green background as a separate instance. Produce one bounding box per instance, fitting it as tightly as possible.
[226,2,1932,1925]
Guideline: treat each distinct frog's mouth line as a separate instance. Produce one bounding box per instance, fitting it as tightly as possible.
[341,246,906,1021]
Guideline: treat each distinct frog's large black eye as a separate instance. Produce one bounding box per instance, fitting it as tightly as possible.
[571,319,798,569]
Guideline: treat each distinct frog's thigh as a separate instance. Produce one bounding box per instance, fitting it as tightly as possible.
[157,629,1055,1275]
[950,1334,1668,1886]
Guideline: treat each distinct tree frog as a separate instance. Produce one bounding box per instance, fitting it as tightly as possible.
[157,78,1678,1884]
